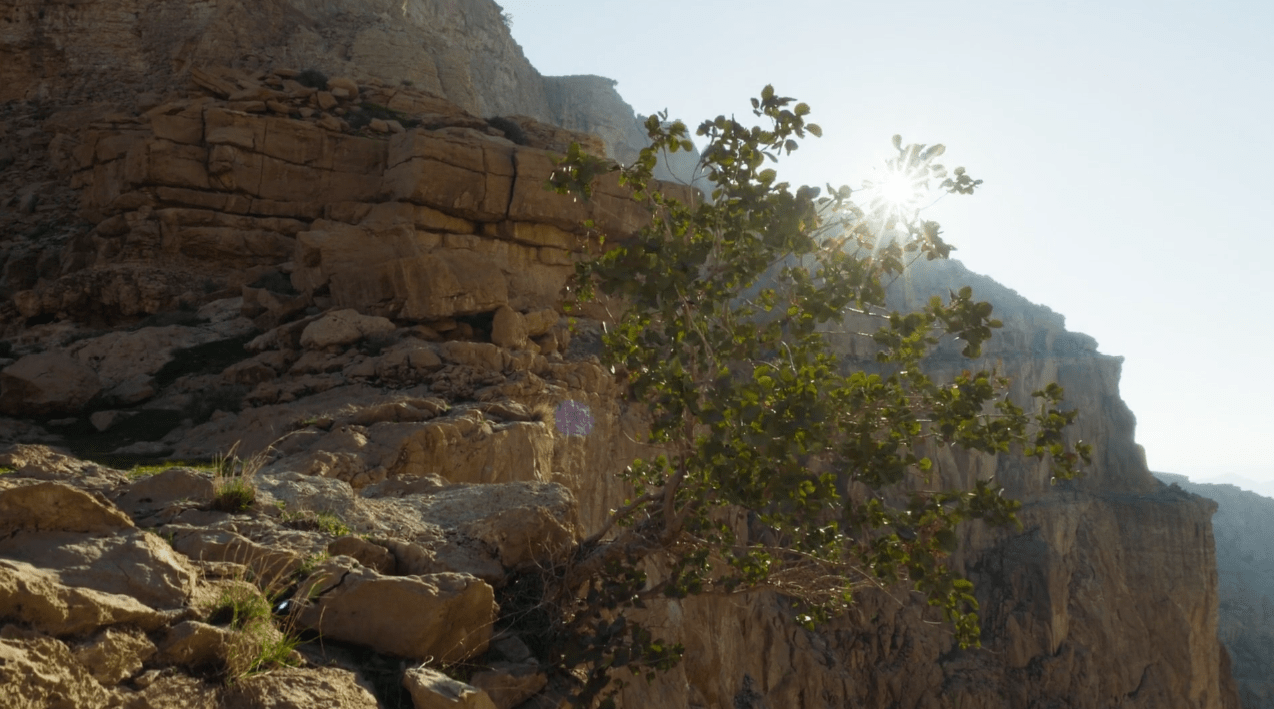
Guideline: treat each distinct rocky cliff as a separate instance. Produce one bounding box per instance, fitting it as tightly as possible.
[1154,472,1274,709]
[0,0,686,178]
[0,1,1243,708]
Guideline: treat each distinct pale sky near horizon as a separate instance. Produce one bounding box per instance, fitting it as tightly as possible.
[497,0,1274,498]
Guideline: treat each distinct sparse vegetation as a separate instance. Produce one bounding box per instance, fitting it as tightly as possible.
[280,508,351,538]
[487,115,527,145]
[210,443,268,514]
[207,582,304,682]
[294,552,331,583]
[296,68,329,91]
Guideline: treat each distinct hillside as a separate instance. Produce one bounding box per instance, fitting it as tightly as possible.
[0,0,1243,707]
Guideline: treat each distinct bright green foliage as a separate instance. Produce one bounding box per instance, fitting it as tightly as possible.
[545,86,1092,707]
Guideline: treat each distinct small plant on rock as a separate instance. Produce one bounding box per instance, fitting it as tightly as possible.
[211,443,268,514]
[208,582,304,683]
[280,507,352,538]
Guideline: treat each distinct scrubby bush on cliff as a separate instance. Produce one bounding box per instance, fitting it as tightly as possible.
[545,86,1092,706]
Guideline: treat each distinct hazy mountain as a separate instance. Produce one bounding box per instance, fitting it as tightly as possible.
[1154,472,1274,708]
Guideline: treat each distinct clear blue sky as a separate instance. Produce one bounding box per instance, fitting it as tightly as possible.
[498,0,1274,496]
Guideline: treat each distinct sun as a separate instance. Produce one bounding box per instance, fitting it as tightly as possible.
[879,169,921,208]
[868,166,925,218]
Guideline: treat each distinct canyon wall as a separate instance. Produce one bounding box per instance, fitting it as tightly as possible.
[0,2,1244,708]
[1154,472,1274,709]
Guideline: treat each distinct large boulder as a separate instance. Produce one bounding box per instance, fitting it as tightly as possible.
[0,483,196,609]
[0,481,133,535]
[68,325,227,391]
[406,482,579,569]
[296,558,495,663]
[0,559,169,636]
[299,309,396,350]
[0,352,102,416]
[112,467,218,518]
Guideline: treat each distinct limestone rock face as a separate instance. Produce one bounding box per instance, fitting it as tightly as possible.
[0,631,119,709]
[0,482,196,608]
[220,667,382,709]
[1152,472,1274,709]
[296,558,496,663]
[0,559,169,636]
[0,351,103,416]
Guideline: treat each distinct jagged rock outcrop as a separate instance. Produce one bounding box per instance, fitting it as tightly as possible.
[0,2,1244,708]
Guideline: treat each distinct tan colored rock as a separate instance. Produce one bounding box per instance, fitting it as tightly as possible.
[490,306,528,349]
[0,352,103,416]
[89,409,124,432]
[396,249,511,319]
[385,131,512,222]
[124,673,221,709]
[13,289,40,318]
[0,523,196,610]
[156,620,244,673]
[520,310,558,339]
[113,468,217,516]
[221,667,381,709]
[327,77,360,99]
[296,559,495,663]
[404,482,578,569]
[0,481,133,535]
[73,626,157,685]
[402,666,496,709]
[69,325,222,392]
[0,632,118,709]
[470,662,547,709]
[148,100,207,145]
[328,536,396,574]
[170,529,301,590]
[124,138,210,190]
[299,309,396,349]
[438,341,504,371]
[0,559,168,636]
[481,221,576,250]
